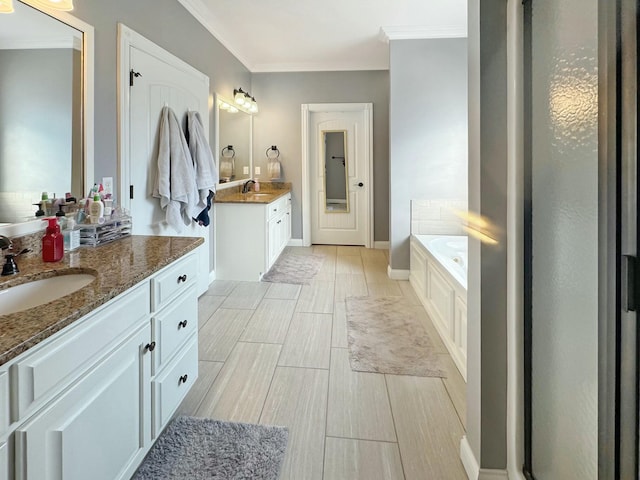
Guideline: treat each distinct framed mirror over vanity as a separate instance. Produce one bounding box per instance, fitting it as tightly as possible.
[0,0,93,232]
[214,94,252,188]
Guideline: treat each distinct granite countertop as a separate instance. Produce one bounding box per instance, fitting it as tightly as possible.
[0,235,203,366]
[214,182,291,204]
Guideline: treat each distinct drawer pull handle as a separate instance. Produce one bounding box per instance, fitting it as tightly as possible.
[144,342,156,353]
[178,320,188,329]
[177,274,188,283]
[179,374,189,385]
[277,220,281,224]
[273,208,277,212]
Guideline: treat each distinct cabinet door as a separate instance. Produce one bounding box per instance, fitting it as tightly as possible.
[268,218,280,267]
[0,442,7,480]
[0,371,8,437]
[14,325,151,480]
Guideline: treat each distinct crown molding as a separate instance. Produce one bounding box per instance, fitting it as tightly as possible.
[251,59,388,73]
[177,0,254,71]
[379,25,467,43]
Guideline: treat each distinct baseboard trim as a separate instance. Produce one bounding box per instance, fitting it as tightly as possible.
[287,238,304,247]
[479,470,509,480]
[387,265,410,280]
[461,436,480,479]
[374,241,390,249]
[208,270,216,284]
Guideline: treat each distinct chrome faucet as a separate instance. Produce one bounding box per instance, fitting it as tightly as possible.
[242,179,256,194]
[0,235,11,251]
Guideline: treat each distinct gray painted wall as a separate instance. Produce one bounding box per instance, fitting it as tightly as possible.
[0,49,76,195]
[251,71,389,241]
[389,38,468,271]
[71,0,251,195]
[467,0,508,470]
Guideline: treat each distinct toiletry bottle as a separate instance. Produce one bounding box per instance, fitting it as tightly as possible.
[41,192,50,216]
[89,193,104,224]
[63,218,80,251]
[42,217,64,262]
[254,178,260,192]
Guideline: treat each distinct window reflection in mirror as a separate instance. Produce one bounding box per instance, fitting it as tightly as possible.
[0,0,84,223]
[323,130,349,213]
[217,98,251,184]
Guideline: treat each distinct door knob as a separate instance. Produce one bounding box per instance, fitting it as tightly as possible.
[357,182,364,187]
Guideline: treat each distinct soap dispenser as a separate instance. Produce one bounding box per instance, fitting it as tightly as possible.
[42,217,64,262]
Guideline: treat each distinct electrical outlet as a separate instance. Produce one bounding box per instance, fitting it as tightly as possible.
[243,166,249,175]
[102,177,113,196]
[255,166,261,175]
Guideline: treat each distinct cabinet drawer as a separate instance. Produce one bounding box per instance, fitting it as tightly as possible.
[267,194,291,221]
[152,286,198,375]
[152,254,198,312]
[152,335,198,437]
[0,372,7,437]
[0,442,6,480]
[14,281,150,420]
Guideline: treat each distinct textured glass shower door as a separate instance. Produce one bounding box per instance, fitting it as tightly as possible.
[528,0,599,478]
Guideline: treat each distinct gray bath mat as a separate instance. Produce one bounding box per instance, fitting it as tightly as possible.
[261,254,324,285]
[346,296,446,377]
[132,416,288,480]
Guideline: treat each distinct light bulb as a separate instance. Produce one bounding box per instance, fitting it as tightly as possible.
[228,106,238,113]
[234,89,246,105]
[0,0,14,13]
[28,0,74,11]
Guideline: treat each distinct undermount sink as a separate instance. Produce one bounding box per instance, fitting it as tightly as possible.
[246,193,272,198]
[0,273,96,316]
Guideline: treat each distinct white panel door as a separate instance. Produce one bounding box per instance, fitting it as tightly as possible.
[310,110,368,245]
[125,34,210,294]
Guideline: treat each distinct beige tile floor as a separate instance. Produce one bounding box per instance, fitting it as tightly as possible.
[178,246,467,480]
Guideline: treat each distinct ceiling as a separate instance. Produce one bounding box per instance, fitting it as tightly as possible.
[177,0,467,72]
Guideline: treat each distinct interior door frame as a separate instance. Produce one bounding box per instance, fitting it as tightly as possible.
[301,103,374,248]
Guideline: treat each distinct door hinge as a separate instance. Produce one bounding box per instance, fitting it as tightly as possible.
[129,185,134,199]
[129,69,142,87]
[623,254,638,312]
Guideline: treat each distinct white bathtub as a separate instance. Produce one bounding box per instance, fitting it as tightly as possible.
[410,234,468,379]
[416,235,467,289]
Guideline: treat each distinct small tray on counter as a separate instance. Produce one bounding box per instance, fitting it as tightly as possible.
[78,215,132,247]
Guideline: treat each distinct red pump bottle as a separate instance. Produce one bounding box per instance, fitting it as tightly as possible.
[42,217,64,262]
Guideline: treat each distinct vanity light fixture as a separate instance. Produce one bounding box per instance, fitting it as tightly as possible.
[232,88,258,114]
[0,0,14,13]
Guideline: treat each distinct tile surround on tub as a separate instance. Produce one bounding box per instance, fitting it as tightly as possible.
[411,199,467,236]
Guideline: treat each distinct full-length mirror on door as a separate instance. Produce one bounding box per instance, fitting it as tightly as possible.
[322,130,349,213]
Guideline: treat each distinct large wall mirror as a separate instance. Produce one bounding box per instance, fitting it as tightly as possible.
[0,0,93,233]
[323,130,349,213]
[215,94,251,187]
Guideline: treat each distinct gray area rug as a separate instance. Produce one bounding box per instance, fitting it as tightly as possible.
[261,253,324,285]
[346,296,446,377]
[132,416,288,480]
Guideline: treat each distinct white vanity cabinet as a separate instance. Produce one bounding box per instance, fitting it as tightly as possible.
[215,193,292,281]
[1,251,199,480]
